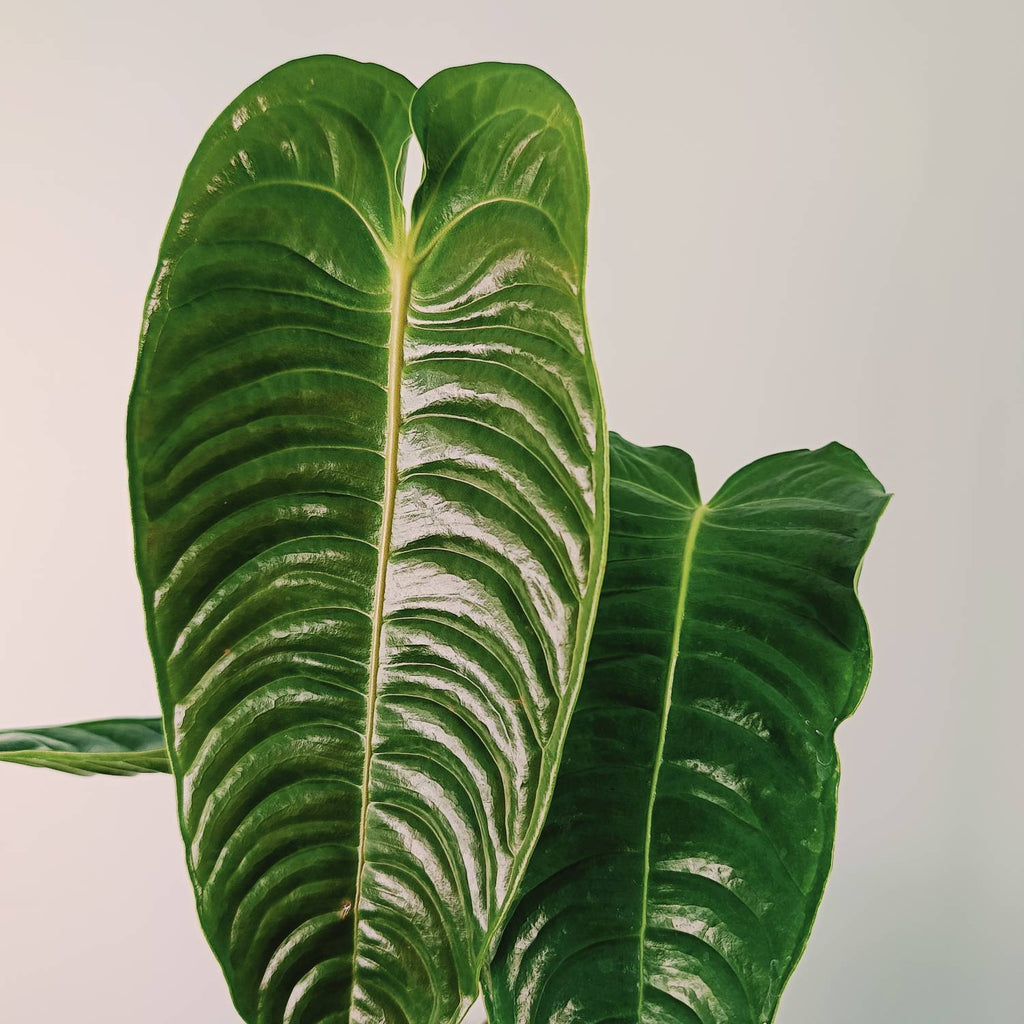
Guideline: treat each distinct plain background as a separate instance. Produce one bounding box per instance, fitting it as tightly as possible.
[1,1,1020,1021]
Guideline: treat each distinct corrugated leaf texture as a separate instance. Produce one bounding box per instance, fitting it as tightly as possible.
[127,56,606,1024]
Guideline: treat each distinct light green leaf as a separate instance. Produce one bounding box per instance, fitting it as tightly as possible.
[0,718,168,775]
[128,57,606,1024]
[485,434,888,1024]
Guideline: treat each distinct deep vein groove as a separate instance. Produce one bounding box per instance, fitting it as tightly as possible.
[635,502,706,1017]
[350,239,414,1008]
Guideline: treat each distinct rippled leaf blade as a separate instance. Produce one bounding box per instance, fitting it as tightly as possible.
[485,433,888,1024]
[128,56,606,1024]
[0,718,168,775]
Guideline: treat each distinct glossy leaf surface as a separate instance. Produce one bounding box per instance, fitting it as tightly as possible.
[128,57,606,1024]
[0,717,168,775]
[485,434,888,1024]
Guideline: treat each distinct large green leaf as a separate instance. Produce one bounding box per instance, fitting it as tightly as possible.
[0,717,168,775]
[127,57,606,1024]
[485,434,888,1024]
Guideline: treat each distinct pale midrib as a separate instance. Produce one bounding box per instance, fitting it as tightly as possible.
[349,238,415,1009]
[635,502,707,1020]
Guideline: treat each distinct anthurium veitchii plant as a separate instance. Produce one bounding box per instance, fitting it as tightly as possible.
[3,55,888,1024]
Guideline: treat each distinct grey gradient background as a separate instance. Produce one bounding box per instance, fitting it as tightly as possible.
[1,2,1020,1021]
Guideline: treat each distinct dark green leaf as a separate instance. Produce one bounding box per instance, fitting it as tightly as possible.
[128,57,606,1024]
[0,717,168,775]
[485,433,888,1024]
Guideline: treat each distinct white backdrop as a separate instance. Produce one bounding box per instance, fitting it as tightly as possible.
[1,2,1020,1021]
